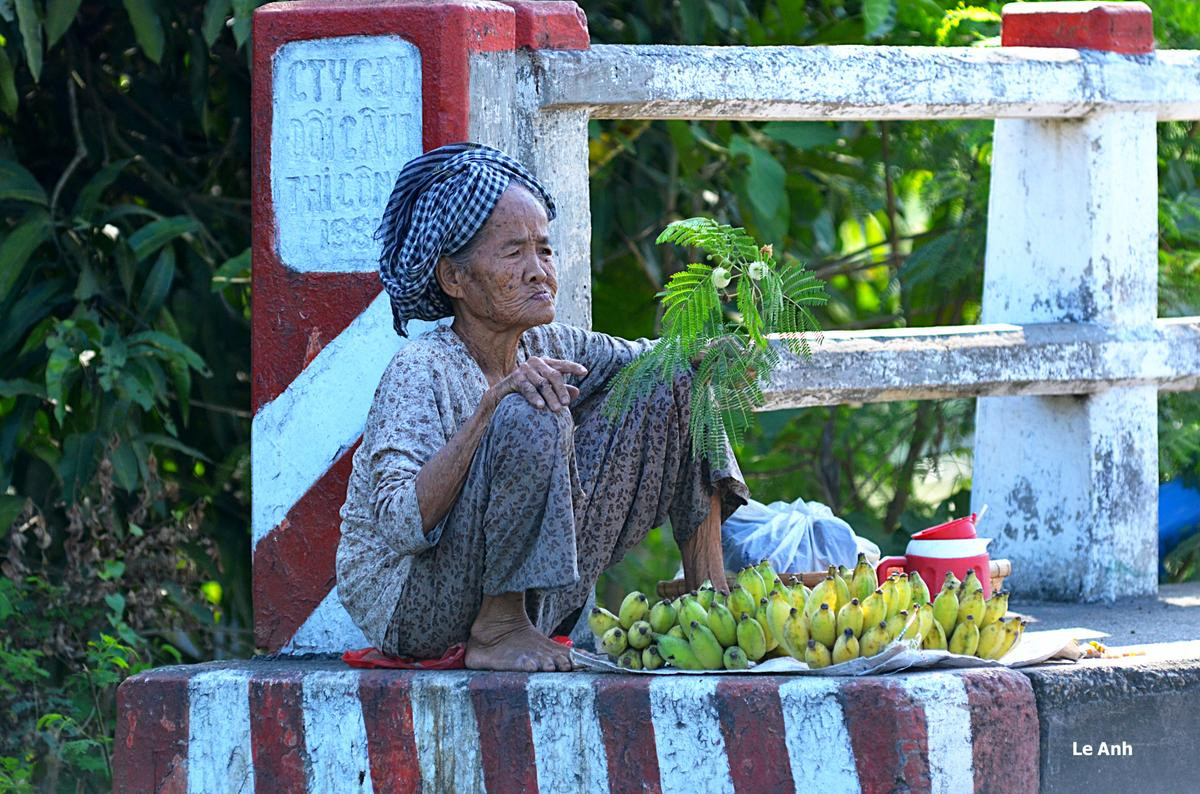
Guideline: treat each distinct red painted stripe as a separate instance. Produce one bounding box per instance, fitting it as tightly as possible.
[594,677,662,794]
[1001,4,1154,55]
[962,670,1040,794]
[252,440,359,651]
[113,668,191,794]
[714,679,794,794]
[249,673,310,793]
[250,1,518,413]
[499,1,591,50]
[469,673,540,794]
[840,678,932,794]
[358,670,422,793]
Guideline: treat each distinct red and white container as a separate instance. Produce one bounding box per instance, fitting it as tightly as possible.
[876,514,993,598]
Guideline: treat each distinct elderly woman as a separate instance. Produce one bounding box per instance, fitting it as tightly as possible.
[336,143,748,672]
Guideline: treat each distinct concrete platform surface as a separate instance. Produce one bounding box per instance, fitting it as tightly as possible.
[1012,581,1200,647]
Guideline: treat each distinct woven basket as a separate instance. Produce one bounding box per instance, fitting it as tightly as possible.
[656,558,1012,600]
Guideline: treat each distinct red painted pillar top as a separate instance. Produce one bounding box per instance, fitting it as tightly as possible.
[499,1,590,50]
[1001,2,1154,54]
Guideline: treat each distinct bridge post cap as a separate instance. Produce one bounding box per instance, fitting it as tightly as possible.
[497,1,589,50]
[1000,2,1154,55]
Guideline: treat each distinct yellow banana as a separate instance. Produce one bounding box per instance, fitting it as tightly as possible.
[804,639,832,669]
[908,571,931,607]
[688,622,725,670]
[981,591,1009,627]
[642,645,665,670]
[859,621,892,658]
[884,611,907,641]
[829,566,851,611]
[782,608,809,660]
[627,620,653,650]
[755,598,778,652]
[881,577,899,619]
[588,607,620,639]
[765,591,794,654]
[618,591,650,630]
[891,572,912,615]
[728,585,756,619]
[961,569,982,596]
[956,588,985,627]
[861,589,887,629]
[932,584,959,637]
[648,599,677,634]
[922,619,948,650]
[899,611,921,642]
[949,614,980,656]
[601,626,628,657]
[706,601,738,648]
[917,602,934,640]
[810,602,837,649]
[788,584,807,612]
[836,598,864,639]
[805,577,835,618]
[736,612,767,661]
[832,628,860,665]
[617,649,642,670]
[737,566,766,604]
[850,554,876,603]
[976,620,1006,659]
[941,571,961,592]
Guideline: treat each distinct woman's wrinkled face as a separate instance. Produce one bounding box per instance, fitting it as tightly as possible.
[438,184,556,330]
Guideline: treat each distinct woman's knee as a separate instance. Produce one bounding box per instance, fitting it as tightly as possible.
[490,392,573,451]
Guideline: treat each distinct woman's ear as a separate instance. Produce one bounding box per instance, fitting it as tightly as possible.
[435,257,466,299]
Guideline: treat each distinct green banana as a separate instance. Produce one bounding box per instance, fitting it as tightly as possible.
[804,639,832,669]
[891,572,912,615]
[884,610,907,641]
[712,589,728,608]
[677,596,708,639]
[829,566,851,611]
[917,602,935,640]
[899,610,921,641]
[707,601,738,648]
[976,620,1006,659]
[728,585,756,619]
[737,566,766,604]
[861,589,887,629]
[836,598,864,639]
[627,620,653,650]
[922,619,947,651]
[941,570,961,592]
[648,599,678,634]
[601,626,628,657]
[755,598,778,652]
[696,581,716,610]
[655,633,704,670]
[961,569,982,596]
[736,612,767,661]
[688,622,725,670]
[949,614,980,656]
[588,607,620,639]
[723,645,750,670]
[908,571,931,606]
[765,591,794,653]
[788,584,807,612]
[956,588,985,627]
[617,648,642,670]
[782,608,809,660]
[981,591,1008,627]
[618,591,650,630]
[755,559,779,590]
[859,621,892,658]
[880,577,899,619]
[850,554,876,603]
[832,628,860,665]
[667,625,686,640]
[810,602,837,649]
[932,583,959,637]
[642,644,665,670]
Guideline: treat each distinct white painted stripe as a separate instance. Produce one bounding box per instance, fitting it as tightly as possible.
[187,668,255,794]
[410,672,487,794]
[301,670,375,793]
[527,675,610,794]
[281,588,370,655]
[250,293,442,549]
[900,672,975,793]
[778,677,860,793]
[649,676,733,794]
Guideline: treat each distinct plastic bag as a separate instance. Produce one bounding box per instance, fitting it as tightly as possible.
[721,496,877,573]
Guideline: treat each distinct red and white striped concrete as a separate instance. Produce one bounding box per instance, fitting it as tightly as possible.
[114,664,1039,793]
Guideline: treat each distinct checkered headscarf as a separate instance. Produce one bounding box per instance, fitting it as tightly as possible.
[376,142,557,337]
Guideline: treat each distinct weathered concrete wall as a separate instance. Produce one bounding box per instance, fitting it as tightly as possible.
[534,44,1200,121]
[115,660,1040,793]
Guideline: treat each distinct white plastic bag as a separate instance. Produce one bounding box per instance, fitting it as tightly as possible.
[721,496,877,573]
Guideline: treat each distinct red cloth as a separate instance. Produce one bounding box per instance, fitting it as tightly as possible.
[342,636,573,670]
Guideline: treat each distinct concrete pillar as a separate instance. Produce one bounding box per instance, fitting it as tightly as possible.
[972,2,1159,600]
[250,0,588,654]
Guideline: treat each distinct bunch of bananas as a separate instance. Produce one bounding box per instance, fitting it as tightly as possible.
[588,557,1024,671]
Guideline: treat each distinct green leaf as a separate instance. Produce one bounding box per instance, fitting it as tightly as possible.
[127,330,211,376]
[0,378,45,398]
[123,0,164,63]
[0,494,24,534]
[99,559,125,581]
[761,122,841,151]
[137,433,211,462]
[202,0,231,47]
[864,0,897,39]
[0,158,47,204]
[72,158,132,220]
[110,440,139,491]
[0,45,17,117]
[137,245,174,320]
[128,215,199,262]
[742,145,786,223]
[44,343,76,424]
[59,432,100,503]
[14,0,42,82]
[0,210,50,304]
[231,0,253,49]
[210,247,249,291]
[44,0,81,47]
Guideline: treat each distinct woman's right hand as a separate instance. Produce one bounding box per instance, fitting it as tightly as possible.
[487,356,588,412]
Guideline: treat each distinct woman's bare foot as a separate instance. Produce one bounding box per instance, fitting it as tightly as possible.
[465,592,574,672]
[681,491,730,591]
